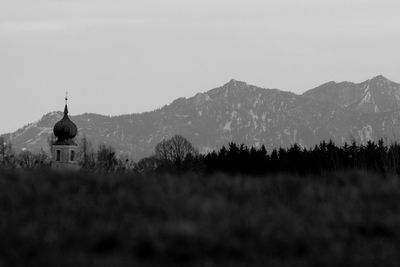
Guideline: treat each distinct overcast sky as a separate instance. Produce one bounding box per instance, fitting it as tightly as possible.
[1,0,400,134]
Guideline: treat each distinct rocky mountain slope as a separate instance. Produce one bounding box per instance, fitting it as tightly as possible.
[303,75,400,113]
[3,75,400,160]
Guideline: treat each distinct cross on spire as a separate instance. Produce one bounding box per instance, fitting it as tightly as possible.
[64,91,69,115]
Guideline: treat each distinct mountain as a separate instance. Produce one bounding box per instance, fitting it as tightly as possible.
[303,75,400,113]
[3,76,400,160]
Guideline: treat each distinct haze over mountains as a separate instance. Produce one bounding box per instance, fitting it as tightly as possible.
[3,75,400,160]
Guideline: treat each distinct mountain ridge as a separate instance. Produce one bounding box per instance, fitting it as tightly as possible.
[303,75,400,113]
[3,75,400,160]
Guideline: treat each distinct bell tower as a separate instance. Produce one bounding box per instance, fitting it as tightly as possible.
[51,94,79,170]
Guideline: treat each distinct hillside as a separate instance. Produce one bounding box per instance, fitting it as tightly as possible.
[3,76,400,160]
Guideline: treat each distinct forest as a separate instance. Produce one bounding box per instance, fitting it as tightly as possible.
[1,135,400,266]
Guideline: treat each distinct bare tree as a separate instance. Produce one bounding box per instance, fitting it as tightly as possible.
[79,135,95,169]
[0,136,14,168]
[16,149,49,169]
[155,135,198,165]
[18,150,36,169]
[96,143,118,172]
[134,155,159,173]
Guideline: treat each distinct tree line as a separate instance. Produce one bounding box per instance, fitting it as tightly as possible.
[137,137,400,175]
[203,140,400,175]
[2,135,400,175]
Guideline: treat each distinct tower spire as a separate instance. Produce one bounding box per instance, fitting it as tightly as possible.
[64,91,69,115]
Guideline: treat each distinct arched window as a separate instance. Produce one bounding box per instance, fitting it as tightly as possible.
[56,150,61,161]
[70,150,75,161]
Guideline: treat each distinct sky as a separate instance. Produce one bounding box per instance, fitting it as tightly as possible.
[1,0,400,134]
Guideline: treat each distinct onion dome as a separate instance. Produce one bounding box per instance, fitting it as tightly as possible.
[53,97,78,144]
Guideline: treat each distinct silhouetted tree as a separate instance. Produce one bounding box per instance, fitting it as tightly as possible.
[134,155,159,174]
[18,151,36,169]
[17,149,49,169]
[155,135,198,166]
[96,144,118,172]
[0,137,14,168]
[79,135,95,169]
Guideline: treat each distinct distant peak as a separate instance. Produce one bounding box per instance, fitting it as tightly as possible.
[224,79,247,87]
[206,79,252,99]
[371,75,389,81]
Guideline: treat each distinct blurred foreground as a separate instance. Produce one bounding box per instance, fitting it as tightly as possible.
[0,170,400,266]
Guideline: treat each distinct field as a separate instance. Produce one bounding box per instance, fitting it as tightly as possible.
[0,170,400,266]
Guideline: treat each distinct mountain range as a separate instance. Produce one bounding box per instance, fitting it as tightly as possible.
[3,75,400,160]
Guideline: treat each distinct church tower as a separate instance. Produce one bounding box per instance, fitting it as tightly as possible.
[51,96,79,170]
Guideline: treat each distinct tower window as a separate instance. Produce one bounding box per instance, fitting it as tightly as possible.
[70,150,75,161]
[56,150,61,161]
